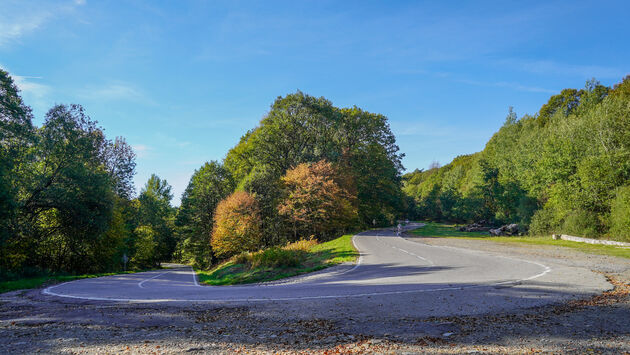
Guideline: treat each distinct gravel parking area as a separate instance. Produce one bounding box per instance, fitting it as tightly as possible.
[1,236,628,354]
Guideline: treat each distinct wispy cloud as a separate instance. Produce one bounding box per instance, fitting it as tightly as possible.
[154,133,192,149]
[12,75,50,98]
[498,59,623,79]
[397,68,557,94]
[456,78,556,94]
[0,0,86,47]
[131,144,151,159]
[78,82,152,103]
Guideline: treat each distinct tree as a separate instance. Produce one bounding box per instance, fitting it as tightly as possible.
[211,191,263,258]
[0,69,143,277]
[402,75,630,241]
[0,69,35,272]
[239,165,286,247]
[132,226,158,268]
[137,174,175,262]
[175,161,235,267]
[17,104,116,273]
[278,160,357,240]
[223,92,406,228]
[103,137,136,199]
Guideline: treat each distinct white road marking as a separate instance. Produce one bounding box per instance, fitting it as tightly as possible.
[41,226,554,303]
[375,233,435,266]
[42,271,553,303]
[190,266,201,287]
[138,270,172,288]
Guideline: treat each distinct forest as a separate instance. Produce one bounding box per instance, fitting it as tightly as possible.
[4,66,629,281]
[403,76,630,241]
[0,68,407,278]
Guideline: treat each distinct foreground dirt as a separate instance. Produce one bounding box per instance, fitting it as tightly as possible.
[1,237,629,354]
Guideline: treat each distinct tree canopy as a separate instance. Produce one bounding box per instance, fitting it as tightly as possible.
[403,77,630,242]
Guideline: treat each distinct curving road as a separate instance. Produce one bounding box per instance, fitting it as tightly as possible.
[42,224,611,314]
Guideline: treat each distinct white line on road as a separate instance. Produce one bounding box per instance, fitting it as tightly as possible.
[138,270,172,288]
[41,227,555,303]
[190,266,201,287]
[375,234,435,266]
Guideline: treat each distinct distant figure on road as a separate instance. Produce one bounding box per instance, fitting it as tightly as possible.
[397,223,402,236]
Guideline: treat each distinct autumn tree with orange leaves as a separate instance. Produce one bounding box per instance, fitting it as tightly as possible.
[278,160,357,240]
[211,191,263,258]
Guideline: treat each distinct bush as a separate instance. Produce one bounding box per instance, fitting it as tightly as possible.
[610,185,630,242]
[528,208,556,236]
[232,239,318,269]
[561,209,600,238]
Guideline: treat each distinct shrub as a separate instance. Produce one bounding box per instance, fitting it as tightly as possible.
[211,191,263,258]
[610,185,630,242]
[231,239,318,269]
[561,209,600,238]
[528,208,556,236]
[283,238,318,252]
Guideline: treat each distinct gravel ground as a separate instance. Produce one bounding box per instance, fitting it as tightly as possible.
[1,236,628,354]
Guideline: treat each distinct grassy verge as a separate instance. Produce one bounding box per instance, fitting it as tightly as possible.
[197,234,359,286]
[0,269,152,294]
[410,221,630,259]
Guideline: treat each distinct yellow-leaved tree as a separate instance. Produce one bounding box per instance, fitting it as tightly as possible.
[211,191,263,258]
[278,160,357,241]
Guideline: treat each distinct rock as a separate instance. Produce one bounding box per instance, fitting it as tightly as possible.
[489,224,526,236]
[457,223,491,232]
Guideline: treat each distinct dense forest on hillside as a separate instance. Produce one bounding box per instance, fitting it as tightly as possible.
[403,76,630,241]
[0,68,407,278]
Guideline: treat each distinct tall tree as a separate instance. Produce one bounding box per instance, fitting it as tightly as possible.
[137,174,175,262]
[175,161,234,267]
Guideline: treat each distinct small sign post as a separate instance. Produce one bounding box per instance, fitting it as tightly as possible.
[122,253,129,272]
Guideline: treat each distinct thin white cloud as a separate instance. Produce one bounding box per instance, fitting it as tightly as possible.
[154,132,192,149]
[0,13,49,47]
[457,78,557,94]
[0,1,86,48]
[78,83,152,103]
[499,59,623,79]
[131,144,151,159]
[12,75,50,98]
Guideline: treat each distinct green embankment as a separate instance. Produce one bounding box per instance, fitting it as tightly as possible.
[0,270,147,294]
[197,234,359,286]
[411,222,630,259]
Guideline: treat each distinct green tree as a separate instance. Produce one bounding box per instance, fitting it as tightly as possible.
[137,174,175,263]
[176,161,234,267]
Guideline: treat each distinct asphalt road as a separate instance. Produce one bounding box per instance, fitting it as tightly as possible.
[42,223,612,315]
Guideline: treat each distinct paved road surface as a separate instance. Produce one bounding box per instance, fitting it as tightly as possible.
[42,223,611,315]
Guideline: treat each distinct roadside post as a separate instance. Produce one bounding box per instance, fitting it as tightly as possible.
[122,253,129,272]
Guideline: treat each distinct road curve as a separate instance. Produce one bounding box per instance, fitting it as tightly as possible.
[42,224,611,311]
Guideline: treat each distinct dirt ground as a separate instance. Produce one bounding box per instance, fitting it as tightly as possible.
[1,236,629,354]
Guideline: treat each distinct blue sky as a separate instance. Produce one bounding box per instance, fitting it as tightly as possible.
[1,0,628,205]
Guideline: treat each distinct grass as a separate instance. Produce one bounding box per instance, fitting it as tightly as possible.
[197,234,359,286]
[410,221,630,259]
[0,269,149,294]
